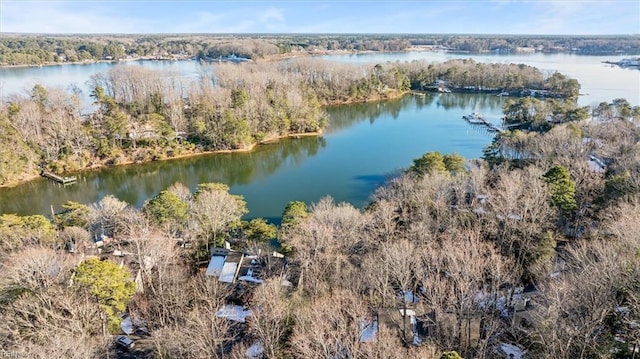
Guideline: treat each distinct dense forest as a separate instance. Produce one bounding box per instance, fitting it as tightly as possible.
[0,58,583,187]
[1,34,639,66]
[0,87,639,358]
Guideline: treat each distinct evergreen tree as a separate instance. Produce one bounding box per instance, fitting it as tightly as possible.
[281,201,308,228]
[543,165,577,212]
[143,189,188,226]
[74,258,136,333]
[410,151,446,176]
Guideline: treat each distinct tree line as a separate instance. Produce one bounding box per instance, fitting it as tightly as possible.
[2,34,638,66]
[0,35,282,66]
[0,58,579,187]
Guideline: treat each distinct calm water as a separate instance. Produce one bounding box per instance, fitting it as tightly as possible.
[1,52,638,106]
[0,93,502,219]
[0,60,203,112]
[1,51,638,219]
[320,51,640,107]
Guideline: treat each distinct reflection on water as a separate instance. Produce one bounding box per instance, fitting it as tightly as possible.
[325,96,409,132]
[0,136,325,216]
[326,92,504,134]
[433,92,505,111]
[320,51,640,107]
[1,93,499,219]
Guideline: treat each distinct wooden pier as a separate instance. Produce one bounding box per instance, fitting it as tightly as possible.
[463,113,504,133]
[41,171,77,185]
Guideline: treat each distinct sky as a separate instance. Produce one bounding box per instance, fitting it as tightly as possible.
[1,0,639,35]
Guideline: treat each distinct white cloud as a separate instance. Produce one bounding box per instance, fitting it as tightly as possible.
[169,6,286,33]
[258,7,286,32]
[531,0,609,34]
[226,20,257,33]
[492,0,635,34]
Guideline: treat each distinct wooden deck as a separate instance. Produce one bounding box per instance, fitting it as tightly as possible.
[41,171,77,185]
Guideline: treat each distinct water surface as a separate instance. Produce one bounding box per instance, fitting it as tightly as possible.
[0,93,501,219]
[2,52,638,107]
[320,51,640,106]
[2,51,638,219]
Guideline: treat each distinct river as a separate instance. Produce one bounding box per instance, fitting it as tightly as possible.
[0,93,502,220]
[320,51,640,107]
[2,52,638,107]
[0,51,638,219]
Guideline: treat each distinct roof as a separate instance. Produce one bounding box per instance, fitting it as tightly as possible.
[205,255,226,277]
[215,304,253,322]
[359,320,378,343]
[204,248,246,283]
[499,343,526,359]
[219,262,239,283]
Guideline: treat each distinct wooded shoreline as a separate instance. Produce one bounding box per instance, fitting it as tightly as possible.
[0,130,324,189]
[0,55,580,189]
[2,33,640,359]
[0,48,396,69]
[2,33,638,67]
[0,89,409,189]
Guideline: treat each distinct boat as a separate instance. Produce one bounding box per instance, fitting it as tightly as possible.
[462,112,487,124]
[497,91,509,96]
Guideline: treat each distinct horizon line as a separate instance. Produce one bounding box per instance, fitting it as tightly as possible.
[1,32,639,37]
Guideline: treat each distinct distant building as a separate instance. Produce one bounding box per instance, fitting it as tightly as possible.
[515,47,536,53]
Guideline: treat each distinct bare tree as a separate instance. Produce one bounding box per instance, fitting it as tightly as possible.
[0,247,106,358]
[87,194,131,240]
[149,275,234,358]
[283,196,366,297]
[189,184,247,251]
[288,289,371,359]
[247,279,291,357]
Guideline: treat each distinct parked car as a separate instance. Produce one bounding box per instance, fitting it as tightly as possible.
[115,336,135,350]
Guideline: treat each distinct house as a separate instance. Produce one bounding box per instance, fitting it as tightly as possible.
[205,247,283,285]
[498,343,527,358]
[434,79,451,93]
[215,304,253,322]
[205,247,246,283]
[202,247,293,311]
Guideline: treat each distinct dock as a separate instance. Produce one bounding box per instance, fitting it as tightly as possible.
[463,113,505,133]
[41,171,77,185]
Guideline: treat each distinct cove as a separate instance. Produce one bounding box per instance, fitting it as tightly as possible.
[2,52,638,108]
[319,51,640,107]
[0,93,503,220]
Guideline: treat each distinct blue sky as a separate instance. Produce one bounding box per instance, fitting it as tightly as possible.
[1,0,639,35]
